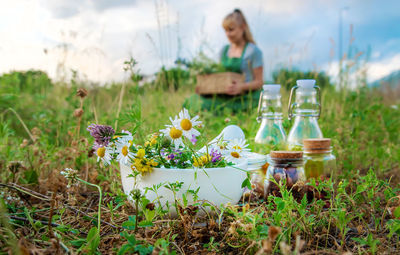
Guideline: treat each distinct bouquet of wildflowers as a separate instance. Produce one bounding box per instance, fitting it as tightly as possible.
[87,108,250,176]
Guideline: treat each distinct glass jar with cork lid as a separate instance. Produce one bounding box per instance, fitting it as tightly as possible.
[266,151,306,191]
[303,138,336,180]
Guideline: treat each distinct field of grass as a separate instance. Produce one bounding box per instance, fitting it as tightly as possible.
[0,69,399,254]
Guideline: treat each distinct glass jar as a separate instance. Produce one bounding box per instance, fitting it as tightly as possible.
[303,138,337,180]
[287,79,323,150]
[266,151,306,191]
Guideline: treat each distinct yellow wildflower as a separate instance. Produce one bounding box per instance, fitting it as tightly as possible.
[193,154,211,167]
[200,154,211,164]
[193,156,203,167]
[136,149,145,159]
[131,157,156,175]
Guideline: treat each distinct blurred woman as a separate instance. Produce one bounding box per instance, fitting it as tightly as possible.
[220,8,263,96]
[185,9,263,113]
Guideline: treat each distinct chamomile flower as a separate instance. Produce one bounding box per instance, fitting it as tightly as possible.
[96,146,113,166]
[160,125,184,149]
[228,138,250,152]
[115,141,134,165]
[224,138,250,164]
[172,108,202,140]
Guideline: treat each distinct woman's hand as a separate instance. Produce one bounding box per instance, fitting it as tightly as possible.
[226,80,244,95]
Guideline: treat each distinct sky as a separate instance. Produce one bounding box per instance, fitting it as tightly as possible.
[0,0,399,84]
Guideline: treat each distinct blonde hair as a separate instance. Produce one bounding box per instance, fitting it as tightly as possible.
[222,9,255,44]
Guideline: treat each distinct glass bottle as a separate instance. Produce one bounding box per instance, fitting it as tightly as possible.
[287,79,323,150]
[248,85,287,198]
[254,84,286,152]
[266,151,305,194]
[303,138,337,180]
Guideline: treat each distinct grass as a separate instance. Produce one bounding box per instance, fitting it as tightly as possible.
[0,69,399,254]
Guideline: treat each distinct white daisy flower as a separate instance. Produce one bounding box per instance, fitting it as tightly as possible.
[227,138,250,152]
[172,108,202,140]
[95,146,113,166]
[115,140,134,165]
[223,138,250,164]
[160,125,184,149]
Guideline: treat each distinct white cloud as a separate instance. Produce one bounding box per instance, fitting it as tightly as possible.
[0,0,169,83]
[322,53,400,88]
[367,53,400,82]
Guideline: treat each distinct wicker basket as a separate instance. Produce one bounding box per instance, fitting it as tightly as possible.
[195,72,244,95]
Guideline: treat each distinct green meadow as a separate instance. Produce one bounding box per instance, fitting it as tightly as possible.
[0,66,399,254]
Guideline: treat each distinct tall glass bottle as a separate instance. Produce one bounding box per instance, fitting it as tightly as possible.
[254,84,286,153]
[287,79,323,150]
[247,85,286,198]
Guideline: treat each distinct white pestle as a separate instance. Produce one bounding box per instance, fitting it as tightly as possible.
[198,125,245,154]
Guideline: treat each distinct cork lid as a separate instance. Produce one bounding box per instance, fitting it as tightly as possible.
[270,151,303,159]
[303,138,331,152]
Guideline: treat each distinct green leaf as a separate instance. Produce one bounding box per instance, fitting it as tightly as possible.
[122,216,136,230]
[241,178,251,190]
[144,209,156,222]
[394,206,400,219]
[118,243,133,255]
[86,227,98,241]
[182,193,188,207]
[135,244,153,255]
[86,227,100,252]
[138,220,154,228]
[70,238,86,248]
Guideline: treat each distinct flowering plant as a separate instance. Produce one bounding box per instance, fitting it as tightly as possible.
[87,108,250,176]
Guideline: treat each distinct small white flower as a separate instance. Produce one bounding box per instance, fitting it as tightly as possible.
[160,125,184,149]
[227,138,250,152]
[223,138,250,164]
[60,168,79,181]
[95,146,113,166]
[61,168,79,188]
[172,108,202,140]
[115,140,134,165]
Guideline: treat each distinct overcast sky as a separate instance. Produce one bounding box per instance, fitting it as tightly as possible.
[0,0,399,84]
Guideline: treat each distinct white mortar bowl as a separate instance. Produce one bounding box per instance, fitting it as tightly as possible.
[120,161,248,214]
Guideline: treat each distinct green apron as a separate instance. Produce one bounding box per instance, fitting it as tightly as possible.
[221,44,246,73]
[184,43,260,114]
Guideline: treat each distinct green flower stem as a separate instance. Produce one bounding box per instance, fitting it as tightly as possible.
[77,178,102,234]
[183,139,201,164]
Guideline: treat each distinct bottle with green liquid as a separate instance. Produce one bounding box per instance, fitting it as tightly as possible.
[287,79,323,150]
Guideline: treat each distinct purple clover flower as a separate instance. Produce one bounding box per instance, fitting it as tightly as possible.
[190,134,198,145]
[87,124,115,147]
[210,148,222,163]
